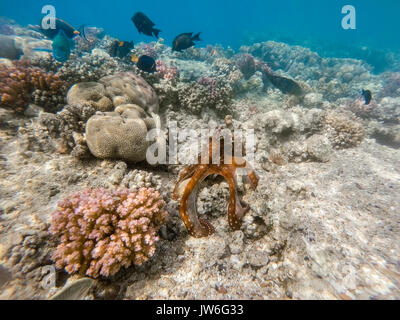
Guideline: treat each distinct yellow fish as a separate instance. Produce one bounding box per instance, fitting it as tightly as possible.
[131,54,139,63]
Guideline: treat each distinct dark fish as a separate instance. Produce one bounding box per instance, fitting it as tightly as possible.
[34,18,86,40]
[264,73,303,96]
[109,40,134,58]
[172,32,202,52]
[362,89,372,105]
[136,55,157,73]
[131,12,161,38]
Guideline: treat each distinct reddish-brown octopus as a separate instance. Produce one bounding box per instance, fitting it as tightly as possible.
[173,133,258,238]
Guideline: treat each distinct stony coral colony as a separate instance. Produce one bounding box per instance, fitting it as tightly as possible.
[0,61,68,113]
[50,188,167,278]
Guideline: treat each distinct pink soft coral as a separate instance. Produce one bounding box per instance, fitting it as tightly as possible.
[50,187,168,278]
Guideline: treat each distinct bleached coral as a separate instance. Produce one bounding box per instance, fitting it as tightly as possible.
[324,110,365,148]
[50,187,168,278]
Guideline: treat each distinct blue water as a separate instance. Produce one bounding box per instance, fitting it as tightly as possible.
[1,0,399,55]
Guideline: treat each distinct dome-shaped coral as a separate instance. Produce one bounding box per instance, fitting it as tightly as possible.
[50,187,168,278]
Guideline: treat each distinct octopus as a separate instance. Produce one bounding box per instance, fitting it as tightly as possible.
[173,131,259,238]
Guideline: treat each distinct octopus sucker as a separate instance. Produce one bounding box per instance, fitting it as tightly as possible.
[173,131,258,238]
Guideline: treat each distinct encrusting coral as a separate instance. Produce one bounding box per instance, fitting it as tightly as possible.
[0,61,69,113]
[173,131,258,238]
[50,187,168,278]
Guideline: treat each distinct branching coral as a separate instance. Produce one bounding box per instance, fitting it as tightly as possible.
[324,110,365,149]
[156,60,178,81]
[0,61,68,113]
[180,78,233,114]
[32,50,132,84]
[50,187,168,278]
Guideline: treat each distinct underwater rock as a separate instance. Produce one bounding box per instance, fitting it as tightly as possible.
[85,104,156,162]
[374,97,400,124]
[368,121,400,149]
[306,134,332,162]
[303,92,324,108]
[66,82,113,112]
[262,110,298,135]
[0,265,12,288]
[99,72,159,113]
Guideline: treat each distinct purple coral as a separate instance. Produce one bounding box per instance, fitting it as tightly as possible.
[156,60,178,80]
[197,76,217,88]
[142,43,158,59]
[50,187,168,278]
[236,53,256,80]
[197,76,219,101]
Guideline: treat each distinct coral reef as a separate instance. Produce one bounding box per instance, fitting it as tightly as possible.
[245,41,378,101]
[0,61,69,113]
[50,187,168,278]
[1,23,400,300]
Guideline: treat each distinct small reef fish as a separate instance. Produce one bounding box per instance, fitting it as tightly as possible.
[34,18,87,41]
[131,12,161,38]
[136,55,157,73]
[264,72,303,96]
[172,32,202,52]
[131,54,139,63]
[109,40,134,58]
[362,89,372,105]
[33,29,75,62]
